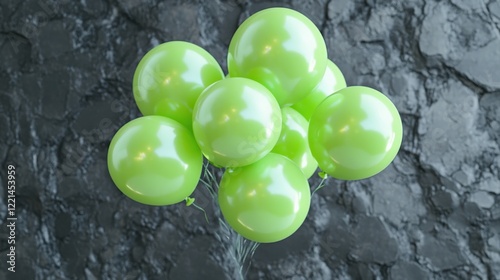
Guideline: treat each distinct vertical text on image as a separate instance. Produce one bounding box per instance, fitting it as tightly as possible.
[6,164,17,273]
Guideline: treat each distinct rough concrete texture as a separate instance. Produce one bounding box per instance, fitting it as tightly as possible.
[0,0,499,279]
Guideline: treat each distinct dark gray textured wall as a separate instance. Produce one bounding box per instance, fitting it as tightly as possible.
[1,0,500,279]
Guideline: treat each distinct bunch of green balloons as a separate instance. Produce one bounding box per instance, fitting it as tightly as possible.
[107,8,402,243]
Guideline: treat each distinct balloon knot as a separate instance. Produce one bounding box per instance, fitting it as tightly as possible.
[185,197,195,206]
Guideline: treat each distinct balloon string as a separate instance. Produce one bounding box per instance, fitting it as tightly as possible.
[199,177,216,198]
[185,197,210,224]
[218,217,259,280]
[201,160,219,200]
[192,202,209,224]
[241,238,259,277]
[199,161,259,279]
[312,172,328,195]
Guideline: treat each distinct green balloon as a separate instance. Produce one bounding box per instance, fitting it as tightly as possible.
[228,8,327,107]
[192,77,282,167]
[292,59,347,121]
[271,107,318,179]
[218,153,311,243]
[308,86,403,180]
[107,116,203,205]
[133,41,224,130]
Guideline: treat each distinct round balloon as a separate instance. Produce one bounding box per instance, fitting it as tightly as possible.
[133,41,224,130]
[271,107,317,178]
[192,77,282,167]
[308,86,403,180]
[228,8,327,107]
[107,116,203,205]
[292,59,347,120]
[218,153,311,243]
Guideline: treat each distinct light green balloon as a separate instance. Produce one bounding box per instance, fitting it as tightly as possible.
[107,116,203,205]
[292,59,347,121]
[308,86,403,180]
[228,8,327,107]
[192,77,282,168]
[133,41,224,130]
[271,107,318,178]
[218,153,311,243]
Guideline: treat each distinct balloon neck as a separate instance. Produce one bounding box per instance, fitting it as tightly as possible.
[318,171,328,179]
[185,197,195,206]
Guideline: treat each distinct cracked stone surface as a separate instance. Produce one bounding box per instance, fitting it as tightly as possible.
[1,0,499,279]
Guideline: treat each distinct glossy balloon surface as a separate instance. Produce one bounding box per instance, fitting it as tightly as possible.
[218,153,311,243]
[271,107,317,178]
[308,86,403,180]
[133,41,224,130]
[228,8,327,107]
[192,77,282,167]
[292,60,347,120]
[107,116,203,205]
